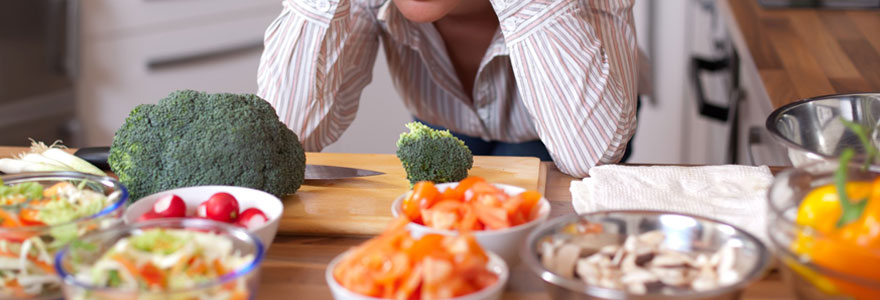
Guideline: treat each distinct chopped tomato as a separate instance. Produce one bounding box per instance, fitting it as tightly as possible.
[404,177,542,232]
[519,190,542,218]
[402,181,440,221]
[468,182,501,200]
[452,176,486,200]
[473,202,509,230]
[458,204,479,232]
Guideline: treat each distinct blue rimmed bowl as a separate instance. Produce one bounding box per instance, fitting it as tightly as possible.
[54,218,264,300]
[0,172,128,299]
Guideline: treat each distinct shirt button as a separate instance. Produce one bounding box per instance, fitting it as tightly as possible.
[316,0,331,12]
[502,19,516,32]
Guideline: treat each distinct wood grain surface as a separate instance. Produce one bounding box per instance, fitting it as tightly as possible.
[276,153,542,236]
[724,0,880,109]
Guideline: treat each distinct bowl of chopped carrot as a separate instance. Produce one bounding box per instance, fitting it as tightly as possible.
[327,218,508,300]
[391,177,551,265]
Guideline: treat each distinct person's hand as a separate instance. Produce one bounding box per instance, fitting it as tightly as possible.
[392,0,463,23]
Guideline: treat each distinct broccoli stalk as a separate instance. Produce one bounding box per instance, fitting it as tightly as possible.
[396,122,473,185]
[109,90,306,200]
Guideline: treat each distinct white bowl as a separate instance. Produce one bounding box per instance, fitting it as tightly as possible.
[123,185,283,249]
[391,182,551,265]
[326,250,508,300]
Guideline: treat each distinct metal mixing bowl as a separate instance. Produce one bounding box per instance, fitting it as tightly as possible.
[765,93,880,166]
[521,211,770,300]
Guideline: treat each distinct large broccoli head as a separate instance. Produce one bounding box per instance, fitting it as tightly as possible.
[396,122,473,185]
[109,90,306,200]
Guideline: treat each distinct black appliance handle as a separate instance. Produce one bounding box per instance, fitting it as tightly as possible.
[689,52,739,122]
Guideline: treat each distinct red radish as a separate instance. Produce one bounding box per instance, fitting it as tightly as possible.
[202,192,239,223]
[138,211,161,222]
[237,208,268,229]
[151,194,186,218]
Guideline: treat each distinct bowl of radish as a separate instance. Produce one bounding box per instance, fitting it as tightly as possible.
[122,185,282,249]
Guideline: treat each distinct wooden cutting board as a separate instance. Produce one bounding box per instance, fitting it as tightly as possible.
[281,152,544,236]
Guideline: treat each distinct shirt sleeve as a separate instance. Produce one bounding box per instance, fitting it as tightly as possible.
[489,0,638,177]
[257,0,380,151]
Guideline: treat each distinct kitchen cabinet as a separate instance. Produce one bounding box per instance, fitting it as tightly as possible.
[77,0,412,152]
[679,0,791,166]
[717,0,880,166]
[77,0,280,146]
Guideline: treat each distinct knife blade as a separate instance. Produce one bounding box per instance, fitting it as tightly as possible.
[304,164,384,180]
[73,147,384,180]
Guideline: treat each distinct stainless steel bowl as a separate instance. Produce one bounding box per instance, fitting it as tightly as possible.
[766,93,880,166]
[521,211,770,300]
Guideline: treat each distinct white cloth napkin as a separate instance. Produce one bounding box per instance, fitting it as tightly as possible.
[570,165,773,243]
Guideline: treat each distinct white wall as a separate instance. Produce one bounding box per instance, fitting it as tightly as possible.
[623,0,689,164]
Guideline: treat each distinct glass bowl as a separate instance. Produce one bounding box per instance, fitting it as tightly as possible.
[521,211,769,300]
[54,218,264,300]
[768,162,880,299]
[0,172,128,299]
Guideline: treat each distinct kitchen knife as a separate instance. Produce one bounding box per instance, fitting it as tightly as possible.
[73,147,384,180]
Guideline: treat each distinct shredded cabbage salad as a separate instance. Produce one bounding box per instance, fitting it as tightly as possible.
[0,180,116,298]
[73,229,253,300]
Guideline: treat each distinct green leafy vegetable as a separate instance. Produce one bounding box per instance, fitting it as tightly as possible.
[835,148,868,228]
[841,119,878,169]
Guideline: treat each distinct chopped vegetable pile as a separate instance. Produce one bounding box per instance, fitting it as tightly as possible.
[402,177,542,231]
[333,218,499,299]
[0,180,117,298]
[72,228,254,299]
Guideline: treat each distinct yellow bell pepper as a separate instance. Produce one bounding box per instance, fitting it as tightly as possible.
[793,177,880,299]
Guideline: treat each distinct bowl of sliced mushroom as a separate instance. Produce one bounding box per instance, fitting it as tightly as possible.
[521,211,770,300]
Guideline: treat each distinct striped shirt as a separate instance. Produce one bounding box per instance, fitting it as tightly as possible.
[257,0,638,177]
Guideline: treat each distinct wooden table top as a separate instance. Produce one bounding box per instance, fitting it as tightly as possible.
[259,162,795,299]
[723,0,880,109]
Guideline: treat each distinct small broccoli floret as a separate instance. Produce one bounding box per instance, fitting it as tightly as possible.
[109,90,306,200]
[396,122,473,185]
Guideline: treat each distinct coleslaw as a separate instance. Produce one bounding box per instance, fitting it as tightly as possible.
[0,180,118,298]
[71,228,253,300]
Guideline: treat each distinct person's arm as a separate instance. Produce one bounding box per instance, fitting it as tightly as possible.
[490,0,638,177]
[258,0,380,151]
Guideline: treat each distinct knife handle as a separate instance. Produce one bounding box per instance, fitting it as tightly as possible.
[74,147,111,170]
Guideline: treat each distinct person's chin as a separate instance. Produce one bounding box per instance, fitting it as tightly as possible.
[392,0,460,23]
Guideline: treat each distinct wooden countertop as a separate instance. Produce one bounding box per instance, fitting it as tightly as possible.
[722,0,880,109]
[259,163,795,299]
